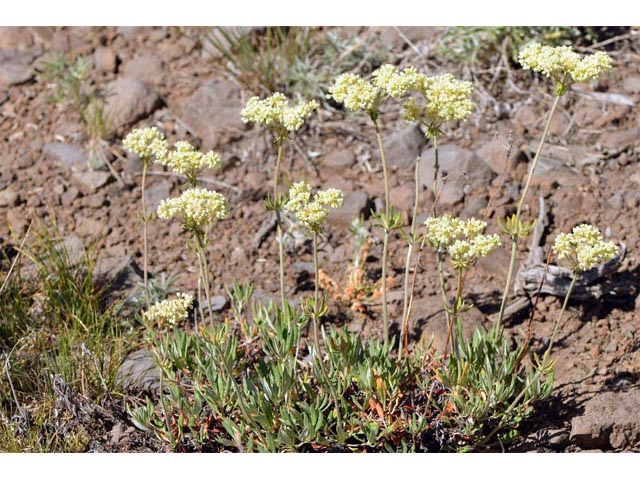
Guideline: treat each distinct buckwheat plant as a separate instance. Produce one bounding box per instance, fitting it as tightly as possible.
[423,215,501,355]
[497,44,613,327]
[241,93,319,311]
[123,127,169,309]
[285,180,344,434]
[390,70,474,356]
[546,224,618,364]
[157,140,222,188]
[158,187,229,328]
[329,66,412,347]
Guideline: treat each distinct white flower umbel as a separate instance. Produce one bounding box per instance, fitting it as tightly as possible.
[158,187,229,231]
[158,141,221,186]
[241,92,318,143]
[144,292,193,326]
[123,127,168,163]
[284,181,343,234]
[552,224,618,273]
[519,43,612,93]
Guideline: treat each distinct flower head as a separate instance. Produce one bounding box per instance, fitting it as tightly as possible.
[241,92,318,142]
[284,181,343,233]
[123,127,168,163]
[144,292,193,326]
[552,224,618,272]
[157,187,229,230]
[328,73,381,113]
[519,43,612,92]
[424,215,500,269]
[158,141,221,181]
[372,64,421,98]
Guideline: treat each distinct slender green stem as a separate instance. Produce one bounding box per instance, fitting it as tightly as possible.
[432,134,439,216]
[141,161,150,310]
[311,231,344,437]
[481,272,577,448]
[443,268,464,357]
[195,231,215,327]
[497,94,562,329]
[273,143,287,311]
[399,136,426,360]
[496,239,518,327]
[373,120,391,348]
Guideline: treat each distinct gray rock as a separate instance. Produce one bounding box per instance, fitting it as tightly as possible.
[415,295,486,353]
[0,49,35,86]
[44,142,87,172]
[322,149,355,170]
[72,170,110,192]
[419,144,494,205]
[0,189,20,207]
[94,255,143,292]
[144,180,173,216]
[0,27,34,50]
[93,46,117,73]
[104,77,162,128]
[599,125,640,152]
[622,75,640,94]
[117,348,161,394]
[203,295,228,313]
[570,390,640,449]
[122,54,164,85]
[329,190,371,228]
[384,124,424,171]
[177,78,243,149]
[476,138,515,175]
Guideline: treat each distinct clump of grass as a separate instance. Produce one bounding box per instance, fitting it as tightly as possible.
[185,27,388,101]
[0,223,133,452]
[38,55,112,169]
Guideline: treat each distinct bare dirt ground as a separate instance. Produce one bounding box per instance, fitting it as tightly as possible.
[1,26,639,452]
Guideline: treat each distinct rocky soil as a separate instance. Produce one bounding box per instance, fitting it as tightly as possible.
[1,26,639,452]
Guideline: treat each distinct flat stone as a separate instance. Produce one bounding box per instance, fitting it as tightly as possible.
[122,54,164,85]
[415,294,486,353]
[144,180,173,216]
[72,170,110,192]
[0,27,34,50]
[0,189,20,207]
[622,75,640,94]
[93,46,117,73]
[94,255,143,292]
[322,149,356,170]
[177,78,243,149]
[329,190,371,228]
[104,77,162,128]
[43,142,87,172]
[570,390,640,449]
[203,295,228,313]
[0,49,35,86]
[599,125,640,151]
[117,348,161,394]
[419,144,494,205]
[476,138,516,175]
[384,124,424,171]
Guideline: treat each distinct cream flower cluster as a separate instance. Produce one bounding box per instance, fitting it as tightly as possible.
[144,292,193,326]
[552,224,618,272]
[158,141,221,179]
[328,73,381,113]
[424,215,500,268]
[372,64,421,99]
[284,181,343,233]
[157,187,229,230]
[241,93,318,138]
[400,73,474,126]
[519,43,612,86]
[123,127,168,162]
